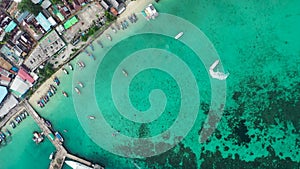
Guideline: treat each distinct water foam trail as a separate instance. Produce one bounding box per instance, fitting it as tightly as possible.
[209,60,229,80]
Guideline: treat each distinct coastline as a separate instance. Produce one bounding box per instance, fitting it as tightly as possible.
[29,0,153,106]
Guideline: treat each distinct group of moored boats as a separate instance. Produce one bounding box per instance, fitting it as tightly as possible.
[85,49,95,60]
[37,77,60,108]
[32,131,44,144]
[9,111,29,129]
[114,13,138,31]
[77,60,85,69]
[74,81,84,95]
[0,128,12,145]
[1,111,29,145]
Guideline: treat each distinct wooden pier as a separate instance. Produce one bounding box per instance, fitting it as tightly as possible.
[23,101,104,169]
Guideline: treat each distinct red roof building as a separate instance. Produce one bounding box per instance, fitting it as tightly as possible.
[110,7,118,16]
[18,68,35,84]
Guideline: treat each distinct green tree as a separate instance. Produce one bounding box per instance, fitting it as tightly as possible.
[18,0,42,16]
[104,11,116,22]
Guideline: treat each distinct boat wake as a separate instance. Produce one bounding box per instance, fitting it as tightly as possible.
[209,60,229,80]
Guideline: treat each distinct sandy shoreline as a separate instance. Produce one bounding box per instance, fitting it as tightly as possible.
[29,0,154,106]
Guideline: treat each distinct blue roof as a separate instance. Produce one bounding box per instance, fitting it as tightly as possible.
[4,21,17,32]
[17,11,30,23]
[36,13,51,32]
[0,86,8,103]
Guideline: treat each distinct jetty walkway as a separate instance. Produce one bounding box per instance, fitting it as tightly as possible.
[23,101,104,169]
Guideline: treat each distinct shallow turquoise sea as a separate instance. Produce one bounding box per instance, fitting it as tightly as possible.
[1,0,300,168]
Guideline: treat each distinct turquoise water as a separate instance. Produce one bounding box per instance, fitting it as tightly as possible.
[1,0,300,168]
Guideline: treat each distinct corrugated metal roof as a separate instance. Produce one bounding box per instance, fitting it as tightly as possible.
[4,21,17,32]
[36,12,52,32]
[0,85,8,103]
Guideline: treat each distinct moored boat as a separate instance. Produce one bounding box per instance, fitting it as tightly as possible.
[62,68,69,74]
[97,40,103,48]
[49,152,55,160]
[54,77,60,86]
[106,34,112,41]
[62,91,68,97]
[78,81,84,88]
[9,121,16,128]
[74,87,81,94]
[55,131,64,142]
[89,43,94,51]
[175,32,183,40]
[111,26,117,33]
[122,69,128,77]
[68,63,73,70]
[88,116,95,120]
[4,128,11,136]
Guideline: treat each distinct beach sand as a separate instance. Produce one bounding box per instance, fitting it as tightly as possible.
[28,69,64,106]
[29,0,154,106]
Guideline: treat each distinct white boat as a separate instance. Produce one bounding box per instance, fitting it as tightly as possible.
[68,63,73,70]
[122,69,128,77]
[209,60,229,80]
[49,152,54,160]
[88,116,95,120]
[65,160,93,169]
[106,34,112,41]
[78,81,84,88]
[175,32,183,40]
[75,87,81,94]
[62,68,69,74]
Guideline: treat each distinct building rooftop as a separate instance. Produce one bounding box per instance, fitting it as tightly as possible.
[18,68,35,84]
[36,12,52,32]
[63,16,78,29]
[41,0,52,9]
[4,20,17,32]
[24,30,66,70]
[0,85,8,103]
[0,94,18,117]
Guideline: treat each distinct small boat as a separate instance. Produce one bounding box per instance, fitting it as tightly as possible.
[4,128,11,136]
[45,120,52,128]
[106,34,112,41]
[49,152,55,160]
[47,90,53,97]
[128,15,134,23]
[115,23,120,30]
[0,132,6,139]
[132,13,138,22]
[50,84,57,91]
[124,19,129,27]
[53,77,60,86]
[77,61,85,68]
[9,121,16,128]
[33,131,44,144]
[89,53,95,60]
[122,69,128,77]
[74,87,81,94]
[20,113,26,119]
[55,131,64,142]
[78,81,84,88]
[68,63,73,70]
[62,91,68,97]
[111,26,117,33]
[62,68,69,74]
[97,40,103,48]
[120,21,124,30]
[175,32,184,40]
[89,43,94,51]
[24,111,29,116]
[88,116,95,120]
